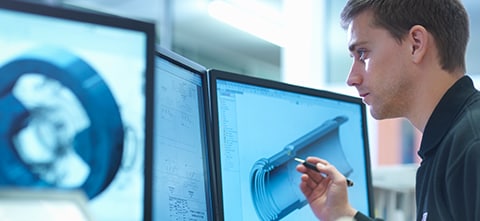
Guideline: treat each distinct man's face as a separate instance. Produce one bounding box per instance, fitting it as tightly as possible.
[345,11,414,120]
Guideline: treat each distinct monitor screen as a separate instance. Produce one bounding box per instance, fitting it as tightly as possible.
[149,47,214,221]
[0,1,155,221]
[208,69,374,221]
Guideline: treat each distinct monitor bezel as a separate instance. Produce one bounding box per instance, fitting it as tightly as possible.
[0,1,156,221]
[149,46,216,221]
[207,68,375,220]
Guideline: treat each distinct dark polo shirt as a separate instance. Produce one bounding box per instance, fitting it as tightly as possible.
[355,75,480,221]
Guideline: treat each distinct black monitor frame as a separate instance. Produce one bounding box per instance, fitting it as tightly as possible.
[0,1,156,221]
[208,69,375,220]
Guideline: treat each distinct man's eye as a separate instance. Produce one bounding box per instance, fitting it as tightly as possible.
[357,49,367,61]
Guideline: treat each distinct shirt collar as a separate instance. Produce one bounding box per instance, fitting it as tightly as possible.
[418,75,477,159]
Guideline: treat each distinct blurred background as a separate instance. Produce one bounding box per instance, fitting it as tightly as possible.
[26,0,480,220]
[54,0,479,168]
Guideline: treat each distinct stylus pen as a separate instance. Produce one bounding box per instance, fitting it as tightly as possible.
[295,157,354,187]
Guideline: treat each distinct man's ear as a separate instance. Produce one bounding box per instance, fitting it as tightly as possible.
[408,25,429,64]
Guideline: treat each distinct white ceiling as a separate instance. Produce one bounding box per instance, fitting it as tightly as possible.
[169,0,282,78]
[62,0,282,78]
[63,0,480,79]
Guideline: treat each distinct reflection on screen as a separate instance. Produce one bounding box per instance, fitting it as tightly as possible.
[0,2,154,221]
[211,70,372,221]
[152,51,211,221]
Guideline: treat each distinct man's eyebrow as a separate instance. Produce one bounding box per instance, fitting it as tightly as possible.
[348,44,356,52]
[348,41,367,52]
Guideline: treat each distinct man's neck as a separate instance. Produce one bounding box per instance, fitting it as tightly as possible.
[407,72,464,132]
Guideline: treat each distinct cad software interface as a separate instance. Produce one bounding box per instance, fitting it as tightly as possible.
[214,78,371,221]
[0,5,150,221]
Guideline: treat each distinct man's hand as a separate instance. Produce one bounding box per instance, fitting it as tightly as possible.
[296,156,357,221]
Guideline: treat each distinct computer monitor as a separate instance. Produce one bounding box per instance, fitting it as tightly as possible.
[148,47,214,221]
[208,69,374,221]
[0,1,155,221]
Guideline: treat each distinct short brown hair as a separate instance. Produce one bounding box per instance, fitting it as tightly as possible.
[340,0,469,73]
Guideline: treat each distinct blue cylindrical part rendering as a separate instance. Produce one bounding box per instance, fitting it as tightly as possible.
[250,116,352,221]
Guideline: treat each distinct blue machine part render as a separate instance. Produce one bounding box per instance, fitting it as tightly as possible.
[250,116,352,221]
[0,46,124,199]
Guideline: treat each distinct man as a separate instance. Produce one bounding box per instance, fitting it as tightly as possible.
[296,0,479,220]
